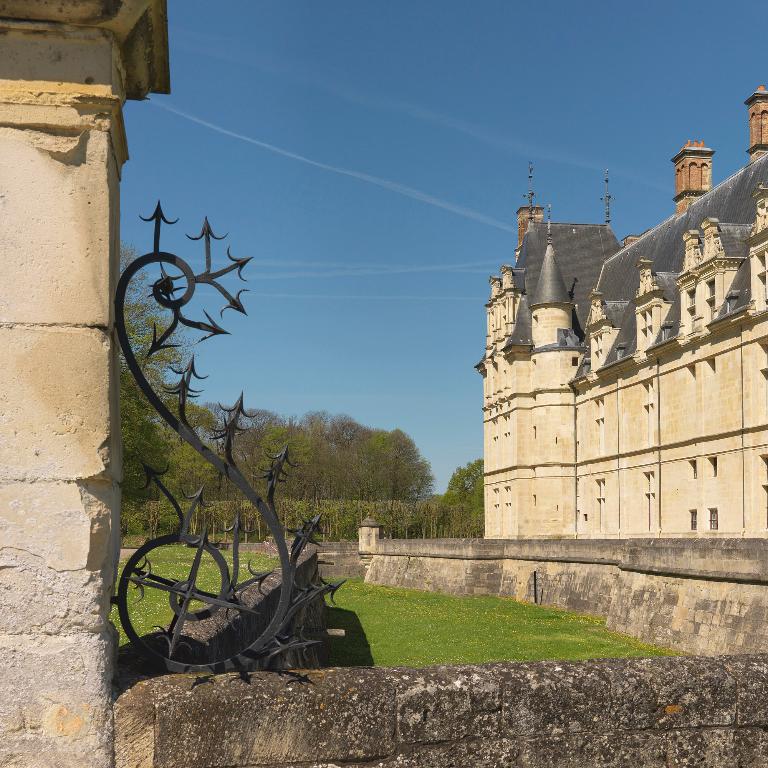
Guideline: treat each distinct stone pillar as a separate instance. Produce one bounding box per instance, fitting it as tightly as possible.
[0,4,169,768]
[358,517,381,573]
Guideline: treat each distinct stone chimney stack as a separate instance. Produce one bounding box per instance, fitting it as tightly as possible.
[516,204,544,248]
[746,85,768,163]
[671,140,714,214]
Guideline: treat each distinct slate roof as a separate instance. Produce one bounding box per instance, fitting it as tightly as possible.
[593,154,768,364]
[502,293,532,349]
[517,222,621,336]
[596,155,768,302]
[530,243,571,307]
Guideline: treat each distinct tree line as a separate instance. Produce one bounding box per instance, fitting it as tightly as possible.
[119,247,484,542]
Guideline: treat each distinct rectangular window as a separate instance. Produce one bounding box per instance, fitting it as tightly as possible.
[709,508,719,530]
[709,456,718,478]
[706,279,716,321]
[644,381,655,446]
[690,459,698,479]
[686,288,696,332]
[690,509,698,530]
[762,456,768,529]
[761,345,768,418]
[595,397,605,454]
[532,494,537,507]
[645,471,656,531]
[645,309,654,347]
[596,479,605,531]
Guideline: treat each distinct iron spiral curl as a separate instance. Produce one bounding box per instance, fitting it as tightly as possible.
[114,202,341,673]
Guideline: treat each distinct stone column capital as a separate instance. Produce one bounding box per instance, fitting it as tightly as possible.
[0,0,169,100]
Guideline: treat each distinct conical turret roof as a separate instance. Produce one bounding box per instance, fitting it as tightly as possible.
[529,242,571,306]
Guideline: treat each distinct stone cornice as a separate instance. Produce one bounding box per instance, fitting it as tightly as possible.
[0,1,170,99]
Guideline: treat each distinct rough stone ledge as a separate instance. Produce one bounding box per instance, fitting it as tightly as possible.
[371,537,768,584]
[114,654,768,768]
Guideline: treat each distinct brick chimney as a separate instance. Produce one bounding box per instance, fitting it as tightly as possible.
[516,205,544,248]
[671,140,714,214]
[746,85,768,163]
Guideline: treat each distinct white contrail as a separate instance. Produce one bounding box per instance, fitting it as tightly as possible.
[179,256,500,278]
[199,289,478,301]
[151,102,516,233]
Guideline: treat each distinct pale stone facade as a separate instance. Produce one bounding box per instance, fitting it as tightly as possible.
[0,3,168,767]
[479,88,768,541]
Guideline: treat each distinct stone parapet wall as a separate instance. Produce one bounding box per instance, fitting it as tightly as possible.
[365,538,768,655]
[114,655,768,767]
[318,540,367,580]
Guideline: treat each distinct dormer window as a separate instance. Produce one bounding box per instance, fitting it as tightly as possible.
[616,343,627,360]
[706,279,716,321]
[725,290,739,315]
[758,253,768,310]
[593,333,603,365]
[686,288,696,331]
[661,321,674,341]
[639,308,654,350]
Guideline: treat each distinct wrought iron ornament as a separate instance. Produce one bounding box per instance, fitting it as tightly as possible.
[114,202,342,673]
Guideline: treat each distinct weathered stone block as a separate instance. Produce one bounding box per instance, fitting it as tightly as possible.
[0,326,114,482]
[0,127,117,327]
[722,656,768,726]
[603,657,736,730]
[0,552,108,635]
[0,481,103,570]
[393,665,500,744]
[501,660,613,736]
[0,631,114,768]
[151,668,397,767]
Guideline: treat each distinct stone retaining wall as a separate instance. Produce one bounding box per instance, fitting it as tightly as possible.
[364,538,768,655]
[318,539,367,580]
[114,655,768,767]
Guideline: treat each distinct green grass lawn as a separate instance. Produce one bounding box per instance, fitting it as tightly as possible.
[326,579,675,667]
[112,549,674,665]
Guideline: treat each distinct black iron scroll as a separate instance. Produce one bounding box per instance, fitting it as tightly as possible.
[113,203,341,673]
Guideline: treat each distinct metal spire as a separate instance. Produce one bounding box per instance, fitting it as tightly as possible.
[523,161,536,221]
[601,169,612,224]
[546,203,552,245]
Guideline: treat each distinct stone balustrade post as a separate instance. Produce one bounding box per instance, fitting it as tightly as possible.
[358,517,381,573]
[0,4,168,767]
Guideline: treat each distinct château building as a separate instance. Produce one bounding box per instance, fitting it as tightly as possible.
[477,86,768,538]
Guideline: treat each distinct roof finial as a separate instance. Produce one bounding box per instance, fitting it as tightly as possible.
[523,161,536,221]
[601,169,612,225]
[546,203,552,245]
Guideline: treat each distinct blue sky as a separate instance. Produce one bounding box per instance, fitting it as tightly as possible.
[121,0,764,491]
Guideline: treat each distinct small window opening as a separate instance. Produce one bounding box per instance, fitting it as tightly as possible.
[690,459,698,479]
[690,509,698,530]
[706,279,716,321]
[709,456,718,477]
[709,508,719,530]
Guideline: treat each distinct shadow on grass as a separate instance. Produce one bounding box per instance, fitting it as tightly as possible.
[326,606,373,667]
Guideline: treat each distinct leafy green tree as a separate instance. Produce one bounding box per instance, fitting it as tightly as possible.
[436,459,485,538]
[443,459,484,513]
